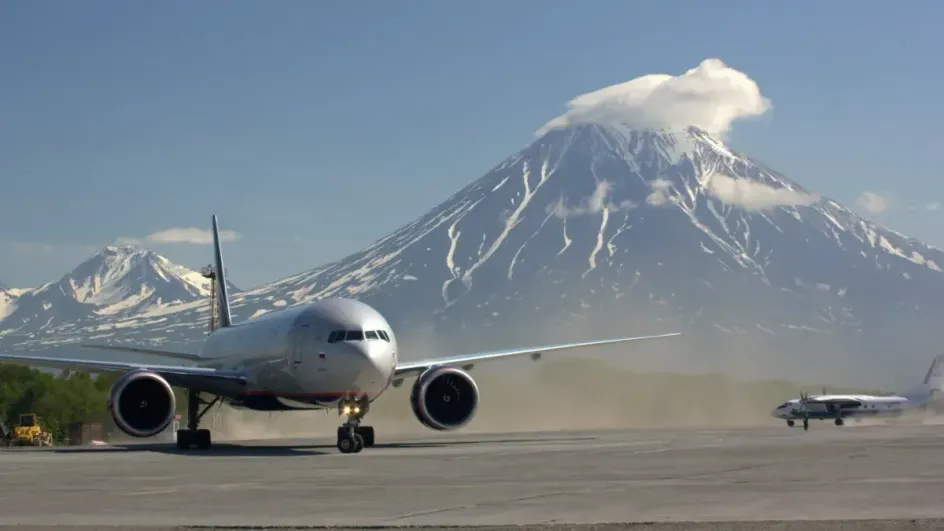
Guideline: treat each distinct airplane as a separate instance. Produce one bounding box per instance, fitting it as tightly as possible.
[770,354,944,431]
[0,214,683,454]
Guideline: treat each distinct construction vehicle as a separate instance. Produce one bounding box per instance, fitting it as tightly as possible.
[2,413,53,447]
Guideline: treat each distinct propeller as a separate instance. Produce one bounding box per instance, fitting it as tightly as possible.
[795,391,811,416]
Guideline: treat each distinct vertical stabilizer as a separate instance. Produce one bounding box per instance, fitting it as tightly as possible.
[211,214,234,328]
[922,354,944,388]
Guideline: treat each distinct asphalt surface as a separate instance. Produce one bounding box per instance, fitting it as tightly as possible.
[1,422,943,530]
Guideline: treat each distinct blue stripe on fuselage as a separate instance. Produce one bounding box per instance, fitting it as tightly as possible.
[786,408,901,420]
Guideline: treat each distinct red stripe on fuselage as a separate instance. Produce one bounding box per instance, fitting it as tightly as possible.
[238,390,366,397]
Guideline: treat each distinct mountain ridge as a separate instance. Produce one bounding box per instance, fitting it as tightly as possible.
[0,245,238,344]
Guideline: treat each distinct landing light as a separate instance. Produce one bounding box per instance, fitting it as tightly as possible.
[342,406,361,415]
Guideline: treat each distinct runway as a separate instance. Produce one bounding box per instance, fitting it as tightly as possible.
[1,422,944,530]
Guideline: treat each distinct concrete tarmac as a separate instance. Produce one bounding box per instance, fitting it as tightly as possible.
[1,423,944,529]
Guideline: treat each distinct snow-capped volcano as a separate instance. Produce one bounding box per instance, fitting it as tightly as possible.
[0,246,237,343]
[2,122,943,383]
[236,124,944,345]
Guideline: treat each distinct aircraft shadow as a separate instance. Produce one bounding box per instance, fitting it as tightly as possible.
[47,435,597,457]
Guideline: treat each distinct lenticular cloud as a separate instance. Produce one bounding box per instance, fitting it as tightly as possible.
[537,58,772,139]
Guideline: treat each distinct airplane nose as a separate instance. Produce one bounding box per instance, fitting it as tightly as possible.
[342,341,387,375]
[343,341,372,362]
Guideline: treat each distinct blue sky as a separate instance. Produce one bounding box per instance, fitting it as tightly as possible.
[2,1,942,289]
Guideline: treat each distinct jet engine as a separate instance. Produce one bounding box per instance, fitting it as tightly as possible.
[410,366,479,431]
[107,370,177,438]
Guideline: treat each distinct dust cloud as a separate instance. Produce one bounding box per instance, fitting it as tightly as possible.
[206,305,879,442]
[207,358,831,443]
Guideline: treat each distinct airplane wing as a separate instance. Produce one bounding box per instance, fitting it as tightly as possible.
[81,343,203,363]
[0,352,246,389]
[392,332,682,383]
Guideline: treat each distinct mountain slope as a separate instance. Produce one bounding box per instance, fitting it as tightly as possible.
[0,246,238,345]
[2,123,943,383]
[231,124,944,323]
[0,281,20,322]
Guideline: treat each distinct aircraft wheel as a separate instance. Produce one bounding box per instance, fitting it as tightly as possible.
[834,418,844,426]
[353,433,364,453]
[786,419,795,427]
[195,429,212,449]
[337,429,365,454]
[356,426,375,447]
[803,419,809,431]
[176,429,192,449]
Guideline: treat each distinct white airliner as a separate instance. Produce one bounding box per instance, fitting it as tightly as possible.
[770,354,944,431]
[0,215,682,454]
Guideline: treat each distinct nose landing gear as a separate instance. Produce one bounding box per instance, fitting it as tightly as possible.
[337,395,375,454]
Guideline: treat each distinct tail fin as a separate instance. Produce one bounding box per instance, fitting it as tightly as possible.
[211,214,234,328]
[921,354,944,389]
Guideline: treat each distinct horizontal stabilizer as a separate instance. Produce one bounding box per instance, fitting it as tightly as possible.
[82,344,203,362]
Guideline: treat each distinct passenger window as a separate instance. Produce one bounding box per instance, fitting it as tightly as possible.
[365,330,379,340]
[345,330,364,341]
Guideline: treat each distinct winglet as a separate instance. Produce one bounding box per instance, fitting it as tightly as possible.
[211,214,234,328]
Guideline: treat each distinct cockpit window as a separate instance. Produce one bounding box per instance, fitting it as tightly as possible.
[777,402,791,409]
[328,329,390,342]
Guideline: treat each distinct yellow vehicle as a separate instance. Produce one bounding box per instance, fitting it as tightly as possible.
[5,413,53,447]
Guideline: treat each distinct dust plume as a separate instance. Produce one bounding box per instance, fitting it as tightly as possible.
[206,303,880,442]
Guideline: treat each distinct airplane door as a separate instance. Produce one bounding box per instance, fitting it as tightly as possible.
[291,324,327,381]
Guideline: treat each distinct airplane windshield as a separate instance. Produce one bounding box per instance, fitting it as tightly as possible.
[328,329,390,342]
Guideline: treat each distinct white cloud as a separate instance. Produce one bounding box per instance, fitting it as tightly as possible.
[856,191,889,214]
[854,192,943,215]
[537,58,772,139]
[118,227,242,246]
[646,178,674,207]
[548,180,635,219]
[643,174,818,211]
[706,173,818,211]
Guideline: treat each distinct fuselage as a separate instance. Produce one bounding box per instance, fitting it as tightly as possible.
[194,298,398,411]
[770,392,927,421]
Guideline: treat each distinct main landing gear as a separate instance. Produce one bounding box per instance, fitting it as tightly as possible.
[177,389,220,450]
[786,417,843,431]
[336,395,375,454]
[786,417,810,430]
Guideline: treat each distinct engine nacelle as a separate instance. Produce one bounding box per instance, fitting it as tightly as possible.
[410,366,479,431]
[107,370,177,438]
